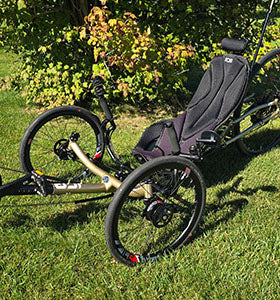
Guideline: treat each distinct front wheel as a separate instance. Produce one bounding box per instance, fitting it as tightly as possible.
[19,106,105,182]
[234,48,280,155]
[105,156,206,266]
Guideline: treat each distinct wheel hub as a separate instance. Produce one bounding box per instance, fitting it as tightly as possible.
[145,200,173,228]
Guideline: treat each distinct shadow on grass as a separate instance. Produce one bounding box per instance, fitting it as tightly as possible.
[193,176,278,241]
[2,198,109,233]
[216,176,278,198]
[199,197,249,233]
[4,213,34,228]
[45,200,109,232]
[197,145,252,187]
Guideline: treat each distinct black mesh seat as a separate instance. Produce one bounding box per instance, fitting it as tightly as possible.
[132,54,249,162]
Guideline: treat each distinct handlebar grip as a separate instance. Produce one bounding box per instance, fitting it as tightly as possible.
[92,76,113,121]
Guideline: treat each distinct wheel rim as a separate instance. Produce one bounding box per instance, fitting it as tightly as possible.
[238,53,280,154]
[113,163,202,264]
[27,114,102,181]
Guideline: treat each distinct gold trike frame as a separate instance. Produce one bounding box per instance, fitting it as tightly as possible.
[52,140,149,198]
[0,138,150,201]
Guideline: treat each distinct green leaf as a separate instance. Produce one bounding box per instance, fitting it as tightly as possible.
[17,0,26,10]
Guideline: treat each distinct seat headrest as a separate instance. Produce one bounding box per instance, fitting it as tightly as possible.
[221,37,248,53]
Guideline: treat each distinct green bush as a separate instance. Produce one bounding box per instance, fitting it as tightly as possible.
[1,0,277,109]
[79,6,199,105]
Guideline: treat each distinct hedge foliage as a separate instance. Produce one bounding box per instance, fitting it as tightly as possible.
[0,0,278,108]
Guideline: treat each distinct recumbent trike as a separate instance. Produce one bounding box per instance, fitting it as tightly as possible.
[0,0,279,266]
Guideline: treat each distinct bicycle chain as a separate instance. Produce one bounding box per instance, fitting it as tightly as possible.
[0,166,24,174]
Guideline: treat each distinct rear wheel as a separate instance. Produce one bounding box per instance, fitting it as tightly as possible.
[235,48,280,155]
[105,156,206,266]
[19,106,105,182]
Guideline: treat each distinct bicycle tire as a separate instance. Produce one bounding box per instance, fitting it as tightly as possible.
[105,156,206,266]
[19,105,105,182]
[234,48,280,155]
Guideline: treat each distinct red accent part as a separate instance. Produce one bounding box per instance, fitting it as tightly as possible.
[93,152,101,160]
[129,254,138,263]
[28,139,32,145]
[157,200,163,204]
[185,168,190,174]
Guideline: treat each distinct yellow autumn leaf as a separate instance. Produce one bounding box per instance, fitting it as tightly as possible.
[108,19,117,27]
[94,47,100,62]
[38,46,47,54]
[80,28,86,39]
[124,12,137,19]
[118,20,125,27]
[181,50,188,58]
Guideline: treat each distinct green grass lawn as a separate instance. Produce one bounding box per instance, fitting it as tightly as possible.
[0,49,280,299]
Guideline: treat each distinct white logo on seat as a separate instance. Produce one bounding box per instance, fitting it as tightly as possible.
[225,57,233,63]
